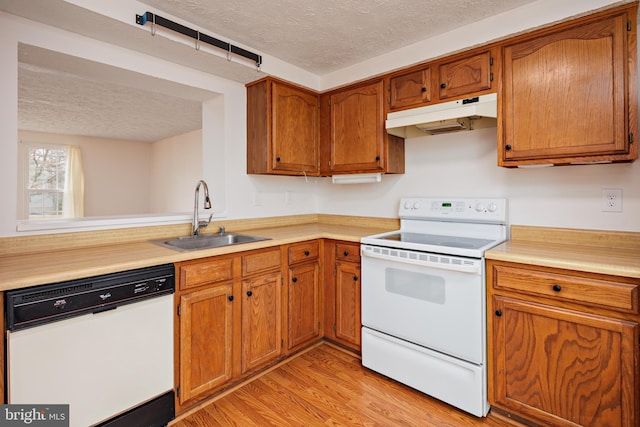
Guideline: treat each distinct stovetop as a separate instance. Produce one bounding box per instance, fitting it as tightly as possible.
[361,197,508,258]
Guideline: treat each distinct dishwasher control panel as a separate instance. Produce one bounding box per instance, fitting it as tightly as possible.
[6,264,175,331]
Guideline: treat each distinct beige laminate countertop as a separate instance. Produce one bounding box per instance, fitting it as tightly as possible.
[485,225,640,279]
[0,223,389,291]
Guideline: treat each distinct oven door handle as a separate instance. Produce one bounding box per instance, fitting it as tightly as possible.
[361,245,482,274]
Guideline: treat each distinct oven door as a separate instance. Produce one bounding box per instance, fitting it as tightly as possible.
[361,244,485,364]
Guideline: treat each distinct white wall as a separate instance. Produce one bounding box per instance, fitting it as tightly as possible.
[19,131,153,217]
[150,129,203,214]
[316,128,640,232]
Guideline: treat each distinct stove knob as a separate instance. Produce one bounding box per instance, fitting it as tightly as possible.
[487,202,498,212]
[412,202,420,210]
[403,201,412,210]
[475,202,485,212]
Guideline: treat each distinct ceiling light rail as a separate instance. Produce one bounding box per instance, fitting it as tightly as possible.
[135,11,263,68]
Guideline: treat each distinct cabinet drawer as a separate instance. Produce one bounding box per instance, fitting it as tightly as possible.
[493,265,638,313]
[336,243,360,263]
[179,258,234,290]
[242,248,281,276]
[288,241,319,265]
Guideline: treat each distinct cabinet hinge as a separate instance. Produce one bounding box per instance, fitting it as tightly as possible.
[333,323,336,332]
[490,72,494,82]
[629,133,634,144]
[490,56,494,66]
[281,339,284,349]
[387,96,391,104]
[177,304,181,316]
[628,21,632,31]
[318,321,321,330]
[176,386,180,398]
[333,268,336,276]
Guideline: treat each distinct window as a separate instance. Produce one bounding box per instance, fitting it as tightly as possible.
[21,143,85,219]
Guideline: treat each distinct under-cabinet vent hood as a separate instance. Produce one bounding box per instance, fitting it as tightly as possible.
[386,93,497,138]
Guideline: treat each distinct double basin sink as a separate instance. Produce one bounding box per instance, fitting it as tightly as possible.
[153,233,270,252]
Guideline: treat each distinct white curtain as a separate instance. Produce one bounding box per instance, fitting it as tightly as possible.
[63,145,85,218]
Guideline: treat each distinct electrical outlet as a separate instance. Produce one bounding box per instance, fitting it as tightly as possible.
[601,188,623,212]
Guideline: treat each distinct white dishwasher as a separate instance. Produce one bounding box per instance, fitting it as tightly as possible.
[6,264,175,427]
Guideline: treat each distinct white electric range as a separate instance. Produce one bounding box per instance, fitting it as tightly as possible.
[360,197,508,417]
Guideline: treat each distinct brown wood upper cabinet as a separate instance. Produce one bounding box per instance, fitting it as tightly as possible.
[246,77,320,175]
[387,49,495,112]
[323,79,405,175]
[438,50,493,100]
[499,4,638,166]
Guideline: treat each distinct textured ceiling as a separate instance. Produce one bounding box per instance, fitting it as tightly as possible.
[138,0,538,74]
[18,44,211,143]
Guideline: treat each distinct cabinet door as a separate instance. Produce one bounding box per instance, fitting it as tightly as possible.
[272,81,319,174]
[241,272,282,374]
[501,10,636,165]
[491,296,638,427]
[178,283,233,404]
[438,50,492,100]
[287,262,320,350]
[389,67,431,110]
[330,80,385,173]
[335,261,361,350]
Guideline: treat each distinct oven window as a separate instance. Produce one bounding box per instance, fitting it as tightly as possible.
[385,267,445,304]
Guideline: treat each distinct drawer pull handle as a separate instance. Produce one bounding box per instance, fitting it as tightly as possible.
[304,250,310,256]
[246,291,253,297]
[344,251,349,256]
[228,295,234,302]
[495,310,503,317]
[552,284,562,292]
[353,275,359,281]
[292,277,298,283]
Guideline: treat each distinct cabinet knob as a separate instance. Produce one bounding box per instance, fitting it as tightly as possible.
[421,87,427,92]
[246,290,253,297]
[375,156,380,161]
[228,295,234,301]
[343,251,349,256]
[353,275,359,281]
[292,277,298,283]
[552,284,562,292]
[440,83,446,89]
[505,144,512,151]
[304,250,310,256]
[495,310,503,317]
[276,157,281,162]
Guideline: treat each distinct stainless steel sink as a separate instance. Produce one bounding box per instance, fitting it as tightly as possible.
[152,233,270,252]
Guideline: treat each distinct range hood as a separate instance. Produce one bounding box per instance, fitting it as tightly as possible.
[386,93,497,138]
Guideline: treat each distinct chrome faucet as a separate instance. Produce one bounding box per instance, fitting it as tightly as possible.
[192,180,212,236]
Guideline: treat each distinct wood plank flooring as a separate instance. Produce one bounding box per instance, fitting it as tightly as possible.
[171,342,518,427]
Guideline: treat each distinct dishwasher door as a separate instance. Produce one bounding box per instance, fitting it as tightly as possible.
[7,293,174,427]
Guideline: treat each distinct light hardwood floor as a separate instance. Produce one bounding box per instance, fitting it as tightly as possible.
[171,342,518,427]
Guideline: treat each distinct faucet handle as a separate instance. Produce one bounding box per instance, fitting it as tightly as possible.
[198,214,213,229]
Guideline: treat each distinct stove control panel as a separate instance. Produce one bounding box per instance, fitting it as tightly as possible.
[399,197,507,223]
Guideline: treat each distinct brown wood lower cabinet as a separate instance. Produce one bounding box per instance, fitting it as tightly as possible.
[324,240,362,352]
[175,240,363,414]
[175,247,283,412]
[487,260,640,427]
[178,282,233,404]
[241,271,282,374]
